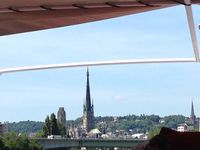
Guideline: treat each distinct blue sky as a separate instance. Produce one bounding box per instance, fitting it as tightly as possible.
[0,5,200,122]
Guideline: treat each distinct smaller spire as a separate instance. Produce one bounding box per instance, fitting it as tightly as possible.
[191,100,195,117]
[190,99,196,125]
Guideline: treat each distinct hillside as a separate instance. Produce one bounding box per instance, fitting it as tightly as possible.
[8,121,44,133]
[7,115,189,134]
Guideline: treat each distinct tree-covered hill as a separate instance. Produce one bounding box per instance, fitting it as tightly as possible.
[94,114,187,133]
[7,114,188,134]
[67,114,188,133]
[8,121,44,133]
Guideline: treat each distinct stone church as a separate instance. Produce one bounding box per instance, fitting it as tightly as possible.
[83,69,95,132]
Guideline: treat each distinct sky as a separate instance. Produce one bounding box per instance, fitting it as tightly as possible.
[0,5,200,122]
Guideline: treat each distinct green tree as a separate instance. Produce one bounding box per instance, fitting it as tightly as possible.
[43,116,51,137]
[15,134,30,150]
[50,113,60,135]
[163,115,186,129]
[8,121,44,134]
[0,136,5,150]
[29,139,44,150]
[57,123,66,137]
[3,132,18,150]
[35,130,45,138]
[3,132,43,150]
[148,127,161,139]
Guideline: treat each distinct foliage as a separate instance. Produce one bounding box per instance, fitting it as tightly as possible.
[0,136,5,150]
[29,139,44,150]
[35,130,45,138]
[57,123,66,136]
[71,114,187,134]
[2,132,43,150]
[94,114,161,133]
[42,113,65,137]
[162,115,186,129]
[50,113,60,135]
[8,121,44,134]
[7,114,188,138]
[43,116,51,137]
[148,127,161,139]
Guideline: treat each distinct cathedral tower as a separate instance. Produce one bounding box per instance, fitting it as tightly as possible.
[57,107,66,127]
[83,69,95,132]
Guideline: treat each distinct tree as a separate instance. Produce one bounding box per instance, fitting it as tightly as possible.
[15,134,30,150]
[43,113,67,137]
[0,136,5,150]
[8,121,44,134]
[57,122,66,137]
[43,116,51,137]
[3,132,18,150]
[35,130,45,138]
[29,139,44,150]
[148,127,161,139]
[50,113,60,135]
[3,132,43,150]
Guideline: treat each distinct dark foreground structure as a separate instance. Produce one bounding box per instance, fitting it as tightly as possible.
[143,127,200,150]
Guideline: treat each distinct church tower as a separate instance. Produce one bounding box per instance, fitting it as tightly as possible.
[57,107,66,127]
[83,69,95,132]
[190,100,196,125]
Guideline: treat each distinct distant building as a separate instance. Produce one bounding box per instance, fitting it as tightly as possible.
[83,69,95,132]
[88,128,102,138]
[190,100,196,125]
[159,119,165,124]
[177,124,188,132]
[113,117,118,122]
[132,133,147,139]
[68,124,84,139]
[57,107,66,127]
[0,122,8,135]
[189,100,200,129]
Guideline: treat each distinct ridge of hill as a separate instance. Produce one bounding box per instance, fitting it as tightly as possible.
[7,114,189,134]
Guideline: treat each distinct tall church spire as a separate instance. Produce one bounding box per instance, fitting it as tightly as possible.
[86,68,92,111]
[83,68,95,132]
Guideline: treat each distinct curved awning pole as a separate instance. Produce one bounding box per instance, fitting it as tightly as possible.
[0,58,196,75]
[184,0,200,62]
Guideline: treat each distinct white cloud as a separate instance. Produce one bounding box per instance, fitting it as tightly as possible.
[114,95,125,101]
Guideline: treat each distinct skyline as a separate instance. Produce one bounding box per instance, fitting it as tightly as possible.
[0,5,200,122]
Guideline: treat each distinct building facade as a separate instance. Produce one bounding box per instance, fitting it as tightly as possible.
[83,69,95,132]
[0,122,8,135]
[57,107,66,127]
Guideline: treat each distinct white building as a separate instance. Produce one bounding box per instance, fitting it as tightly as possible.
[132,133,148,139]
[177,124,188,132]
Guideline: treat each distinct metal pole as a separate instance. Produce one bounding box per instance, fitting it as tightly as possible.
[0,58,196,75]
[184,0,200,61]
